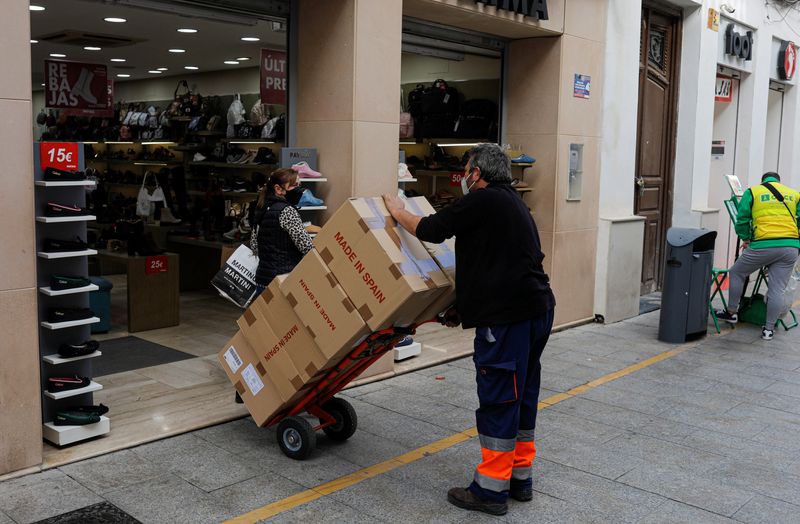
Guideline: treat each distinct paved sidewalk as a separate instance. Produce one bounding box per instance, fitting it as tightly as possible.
[2,312,800,523]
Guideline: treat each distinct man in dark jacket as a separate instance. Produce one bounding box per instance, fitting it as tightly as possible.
[383,143,556,516]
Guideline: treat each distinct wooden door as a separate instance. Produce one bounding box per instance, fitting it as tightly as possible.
[635,6,681,294]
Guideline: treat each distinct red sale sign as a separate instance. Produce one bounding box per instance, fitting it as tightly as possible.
[145,256,169,274]
[44,60,109,111]
[449,172,464,187]
[260,48,287,105]
[40,142,80,172]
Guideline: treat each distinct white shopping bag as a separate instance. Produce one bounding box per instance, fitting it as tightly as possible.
[212,244,260,308]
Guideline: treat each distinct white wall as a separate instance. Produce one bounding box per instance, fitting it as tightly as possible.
[400,52,501,84]
[115,67,261,102]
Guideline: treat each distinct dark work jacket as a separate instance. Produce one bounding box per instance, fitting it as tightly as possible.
[415,183,555,328]
[255,195,303,285]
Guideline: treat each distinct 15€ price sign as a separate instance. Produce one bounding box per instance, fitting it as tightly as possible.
[145,255,168,274]
[40,142,80,172]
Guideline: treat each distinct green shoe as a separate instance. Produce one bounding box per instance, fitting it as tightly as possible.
[54,411,101,426]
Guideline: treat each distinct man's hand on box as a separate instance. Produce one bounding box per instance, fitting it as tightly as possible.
[382,194,405,217]
[440,307,461,328]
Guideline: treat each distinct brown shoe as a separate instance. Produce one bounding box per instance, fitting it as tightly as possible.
[447,487,508,516]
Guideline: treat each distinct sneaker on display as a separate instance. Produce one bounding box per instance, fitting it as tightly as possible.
[254,147,277,165]
[58,340,100,358]
[292,161,323,178]
[510,153,536,164]
[233,179,249,192]
[762,327,774,340]
[297,189,324,207]
[193,152,207,162]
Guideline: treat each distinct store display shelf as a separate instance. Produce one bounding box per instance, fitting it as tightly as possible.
[515,188,534,193]
[88,158,181,165]
[36,215,97,223]
[43,381,103,400]
[220,138,284,144]
[37,249,98,259]
[35,180,97,187]
[43,351,102,365]
[192,131,225,136]
[398,178,418,183]
[298,177,328,183]
[41,317,101,330]
[511,163,535,168]
[190,161,277,169]
[43,416,110,446]
[299,206,327,211]
[39,284,99,296]
[413,170,457,177]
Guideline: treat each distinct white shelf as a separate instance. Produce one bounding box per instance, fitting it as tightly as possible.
[39,284,99,296]
[43,351,102,365]
[299,206,327,210]
[44,380,103,400]
[394,342,422,361]
[36,180,96,187]
[299,177,327,183]
[36,215,96,223]
[37,249,97,259]
[41,317,100,330]
[398,178,418,183]
[43,416,110,446]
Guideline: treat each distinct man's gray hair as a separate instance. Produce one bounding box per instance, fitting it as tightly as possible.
[468,143,512,183]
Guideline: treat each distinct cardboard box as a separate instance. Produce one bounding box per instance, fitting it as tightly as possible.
[405,196,457,323]
[259,275,333,378]
[237,305,305,402]
[314,197,450,330]
[217,331,284,426]
[280,249,371,363]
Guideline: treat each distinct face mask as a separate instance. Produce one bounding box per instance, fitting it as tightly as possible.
[285,186,304,206]
[461,171,477,196]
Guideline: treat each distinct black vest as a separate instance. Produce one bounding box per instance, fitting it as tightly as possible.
[255,196,303,285]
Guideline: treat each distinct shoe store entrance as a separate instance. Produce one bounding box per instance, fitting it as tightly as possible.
[31,0,296,461]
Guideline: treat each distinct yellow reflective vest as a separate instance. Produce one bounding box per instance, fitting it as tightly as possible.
[750,182,800,241]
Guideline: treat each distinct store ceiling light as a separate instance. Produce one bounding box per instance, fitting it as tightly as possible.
[224,60,239,65]
[84,46,102,51]
[148,70,162,74]
[236,57,250,61]
[104,17,127,23]
[31,40,38,44]
[30,5,46,11]
[241,37,260,42]
[169,49,186,53]
[117,74,131,78]
[177,28,198,33]
[184,66,198,70]
[157,67,168,71]
[50,53,66,58]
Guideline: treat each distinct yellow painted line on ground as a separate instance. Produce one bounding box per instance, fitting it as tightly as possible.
[224,339,705,523]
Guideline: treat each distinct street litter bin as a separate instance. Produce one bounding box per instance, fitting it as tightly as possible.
[89,276,113,334]
[658,228,717,343]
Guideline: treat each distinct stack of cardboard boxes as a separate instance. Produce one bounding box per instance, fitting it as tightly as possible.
[217,196,457,426]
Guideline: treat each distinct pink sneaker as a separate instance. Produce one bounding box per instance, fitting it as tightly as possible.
[292,161,322,178]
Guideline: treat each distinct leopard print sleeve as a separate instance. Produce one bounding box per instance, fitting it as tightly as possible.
[279,206,313,254]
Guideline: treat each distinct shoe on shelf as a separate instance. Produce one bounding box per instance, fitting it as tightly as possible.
[60,404,109,416]
[511,178,529,188]
[396,335,414,347]
[50,275,91,290]
[762,327,774,340]
[446,487,507,516]
[239,150,258,164]
[223,226,240,241]
[47,375,91,393]
[714,309,738,324]
[43,237,88,252]
[398,163,413,179]
[254,147,277,165]
[292,161,323,178]
[297,189,324,207]
[45,202,88,217]
[510,153,536,164]
[43,167,86,182]
[193,152,207,162]
[48,307,94,323]
[54,411,101,426]
[58,340,100,358]
[159,207,182,224]
[233,179,249,192]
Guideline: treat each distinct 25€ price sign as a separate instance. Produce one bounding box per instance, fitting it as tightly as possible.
[145,255,168,274]
[40,142,80,172]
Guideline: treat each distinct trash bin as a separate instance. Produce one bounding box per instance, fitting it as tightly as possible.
[89,276,113,334]
[658,228,717,343]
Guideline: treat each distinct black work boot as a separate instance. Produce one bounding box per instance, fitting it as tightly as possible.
[509,486,533,502]
[447,487,508,516]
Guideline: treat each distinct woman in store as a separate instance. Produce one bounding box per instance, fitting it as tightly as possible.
[253,167,313,291]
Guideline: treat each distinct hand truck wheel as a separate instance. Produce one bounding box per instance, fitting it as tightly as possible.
[321,397,358,442]
[276,416,316,460]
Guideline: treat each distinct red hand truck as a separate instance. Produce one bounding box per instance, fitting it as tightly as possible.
[265,323,425,459]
